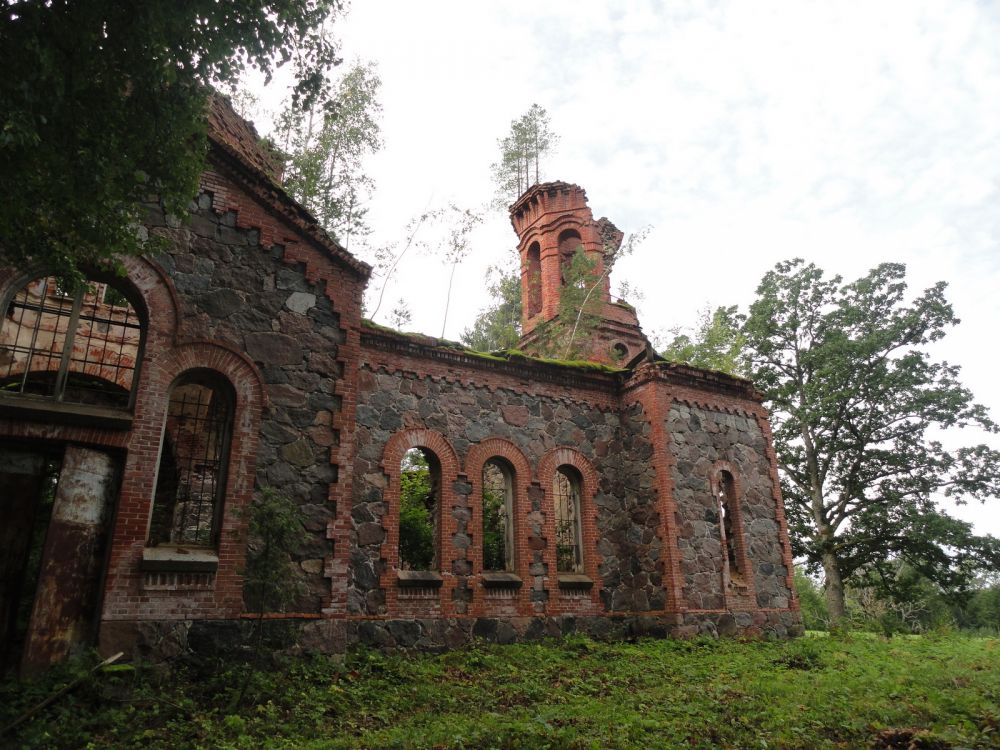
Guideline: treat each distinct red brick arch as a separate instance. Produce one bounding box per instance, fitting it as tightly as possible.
[378,428,459,614]
[102,339,266,621]
[538,447,602,613]
[464,439,533,615]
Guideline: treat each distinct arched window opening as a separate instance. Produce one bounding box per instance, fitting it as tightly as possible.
[482,458,514,572]
[716,470,743,579]
[526,242,542,318]
[148,371,234,547]
[557,230,584,286]
[399,447,440,571]
[554,465,584,573]
[0,275,143,408]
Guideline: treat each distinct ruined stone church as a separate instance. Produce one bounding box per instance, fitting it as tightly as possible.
[0,99,800,672]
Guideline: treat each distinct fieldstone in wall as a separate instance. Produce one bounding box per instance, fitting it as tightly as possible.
[667,403,791,611]
[143,195,347,612]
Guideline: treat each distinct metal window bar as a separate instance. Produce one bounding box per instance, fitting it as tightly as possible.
[157,383,230,546]
[1,277,141,407]
[554,469,582,573]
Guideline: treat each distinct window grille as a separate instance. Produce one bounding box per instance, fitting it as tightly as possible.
[554,466,583,573]
[148,373,233,547]
[0,276,143,408]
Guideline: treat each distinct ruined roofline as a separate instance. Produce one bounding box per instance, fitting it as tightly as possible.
[626,359,764,402]
[206,93,372,281]
[508,181,586,224]
[360,320,627,392]
[359,321,762,403]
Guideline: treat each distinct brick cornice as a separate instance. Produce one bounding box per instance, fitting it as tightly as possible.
[624,361,764,403]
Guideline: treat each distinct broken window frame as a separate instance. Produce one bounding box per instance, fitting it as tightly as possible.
[0,274,145,410]
[147,369,235,549]
[714,469,746,583]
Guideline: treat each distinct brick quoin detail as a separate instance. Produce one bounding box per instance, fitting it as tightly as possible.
[378,429,460,616]
[103,339,265,622]
[754,413,800,611]
[625,381,684,615]
[464,439,534,617]
[537,447,602,615]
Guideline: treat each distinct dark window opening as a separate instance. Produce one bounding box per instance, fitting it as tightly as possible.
[557,230,583,286]
[148,371,234,547]
[482,459,514,572]
[0,276,143,408]
[554,465,583,573]
[716,470,743,579]
[399,447,440,571]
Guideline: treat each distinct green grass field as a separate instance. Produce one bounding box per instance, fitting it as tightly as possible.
[3,632,998,749]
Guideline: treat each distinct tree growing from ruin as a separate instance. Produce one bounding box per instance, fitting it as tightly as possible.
[490,104,559,208]
[275,59,383,248]
[461,266,522,351]
[1,0,342,282]
[743,260,1000,622]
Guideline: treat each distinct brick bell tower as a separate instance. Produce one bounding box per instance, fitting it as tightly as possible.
[509,181,652,366]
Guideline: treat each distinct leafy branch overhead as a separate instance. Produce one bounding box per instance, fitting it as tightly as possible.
[275,59,383,248]
[1,0,343,281]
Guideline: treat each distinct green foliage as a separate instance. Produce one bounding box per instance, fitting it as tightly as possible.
[3,635,999,748]
[0,0,340,282]
[794,566,830,631]
[399,450,434,570]
[461,266,522,352]
[743,259,1000,620]
[660,305,747,376]
[243,487,307,614]
[275,59,383,247]
[490,104,558,208]
[481,464,509,572]
[528,247,603,360]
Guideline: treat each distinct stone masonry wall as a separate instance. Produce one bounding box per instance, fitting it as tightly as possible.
[667,402,792,611]
[143,192,350,610]
[599,401,663,612]
[352,357,622,618]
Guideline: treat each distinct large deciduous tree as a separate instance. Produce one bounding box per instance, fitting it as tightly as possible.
[1,0,340,281]
[275,59,382,247]
[744,260,1000,621]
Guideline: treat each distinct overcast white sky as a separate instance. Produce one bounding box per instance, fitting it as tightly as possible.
[250,0,1000,536]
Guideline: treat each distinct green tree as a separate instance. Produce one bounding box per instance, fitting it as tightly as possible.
[744,259,1000,622]
[1,0,341,282]
[399,449,435,570]
[275,59,382,247]
[243,487,307,614]
[490,104,558,208]
[461,266,522,351]
[793,566,830,631]
[660,305,746,376]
